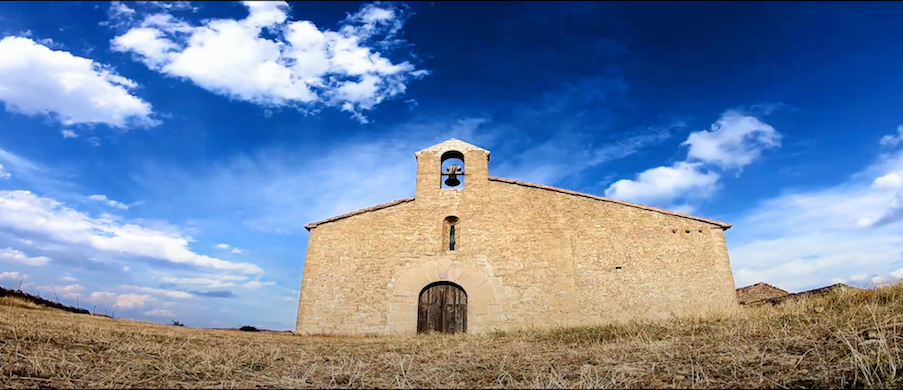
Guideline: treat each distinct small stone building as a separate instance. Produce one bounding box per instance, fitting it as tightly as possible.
[296,139,739,335]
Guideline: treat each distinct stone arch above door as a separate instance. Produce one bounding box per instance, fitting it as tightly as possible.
[386,260,500,334]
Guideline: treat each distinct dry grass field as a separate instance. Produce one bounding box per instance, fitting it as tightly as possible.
[2,284,903,389]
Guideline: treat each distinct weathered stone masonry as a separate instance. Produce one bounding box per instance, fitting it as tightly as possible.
[296,139,740,335]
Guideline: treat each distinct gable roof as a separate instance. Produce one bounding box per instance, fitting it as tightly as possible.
[304,176,733,231]
[415,138,491,158]
[489,177,732,229]
[304,198,415,231]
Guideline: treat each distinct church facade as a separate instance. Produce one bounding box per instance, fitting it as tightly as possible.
[296,139,739,335]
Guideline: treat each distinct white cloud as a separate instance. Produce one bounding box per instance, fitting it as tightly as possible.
[242,280,275,289]
[862,192,903,228]
[860,129,903,229]
[110,1,137,18]
[0,247,50,266]
[0,190,263,274]
[873,173,903,191]
[88,291,117,302]
[110,1,427,123]
[88,194,130,210]
[729,143,903,291]
[682,111,781,169]
[61,130,78,139]
[113,293,152,309]
[219,308,236,313]
[137,1,199,12]
[605,162,720,208]
[880,125,903,147]
[605,111,780,209]
[38,283,85,299]
[122,266,130,272]
[120,285,193,299]
[0,271,25,280]
[88,291,152,309]
[214,243,245,254]
[161,275,247,288]
[144,308,176,317]
[0,36,157,128]
[59,275,78,282]
[0,164,9,179]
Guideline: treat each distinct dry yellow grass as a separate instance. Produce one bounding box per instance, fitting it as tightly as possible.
[2,284,902,388]
[0,296,49,311]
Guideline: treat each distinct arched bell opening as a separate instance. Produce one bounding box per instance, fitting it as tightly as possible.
[440,150,465,189]
[417,281,467,334]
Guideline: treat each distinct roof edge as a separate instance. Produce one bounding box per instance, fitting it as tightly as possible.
[304,198,416,231]
[488,177,732,229]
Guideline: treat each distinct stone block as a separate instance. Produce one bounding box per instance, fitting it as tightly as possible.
[395,321,416,334]
[437,259,453,275]
[469,302,489,315]
[424,261,440,282]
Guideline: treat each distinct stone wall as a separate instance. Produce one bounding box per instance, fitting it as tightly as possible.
[296,140,739,335]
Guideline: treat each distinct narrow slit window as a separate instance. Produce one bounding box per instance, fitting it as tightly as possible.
[443,216,459,252]
[449,225,456,251]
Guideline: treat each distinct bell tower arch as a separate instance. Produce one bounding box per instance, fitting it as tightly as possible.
[414,139,491,200]
[440,150,465,189]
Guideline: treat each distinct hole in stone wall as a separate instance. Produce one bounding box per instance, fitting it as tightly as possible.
[614,266,623,271]
[685,229,690,234]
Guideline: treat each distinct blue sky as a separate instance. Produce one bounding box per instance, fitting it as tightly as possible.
[1,1,903,330]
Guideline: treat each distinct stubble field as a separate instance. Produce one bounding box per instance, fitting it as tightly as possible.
[2,284,902,388]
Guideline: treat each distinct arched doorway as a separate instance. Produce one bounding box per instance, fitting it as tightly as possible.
[417,282,467,334]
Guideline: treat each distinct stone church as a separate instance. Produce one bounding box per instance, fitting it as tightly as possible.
[296,139,739,335]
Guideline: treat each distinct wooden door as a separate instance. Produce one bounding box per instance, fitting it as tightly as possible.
[417,283,467,334]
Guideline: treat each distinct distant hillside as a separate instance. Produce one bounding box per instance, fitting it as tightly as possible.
[736,282,864,306]
[0,286,91,315]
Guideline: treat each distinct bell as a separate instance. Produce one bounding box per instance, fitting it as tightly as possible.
[444,174,460,187]
[443,164,462,187]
